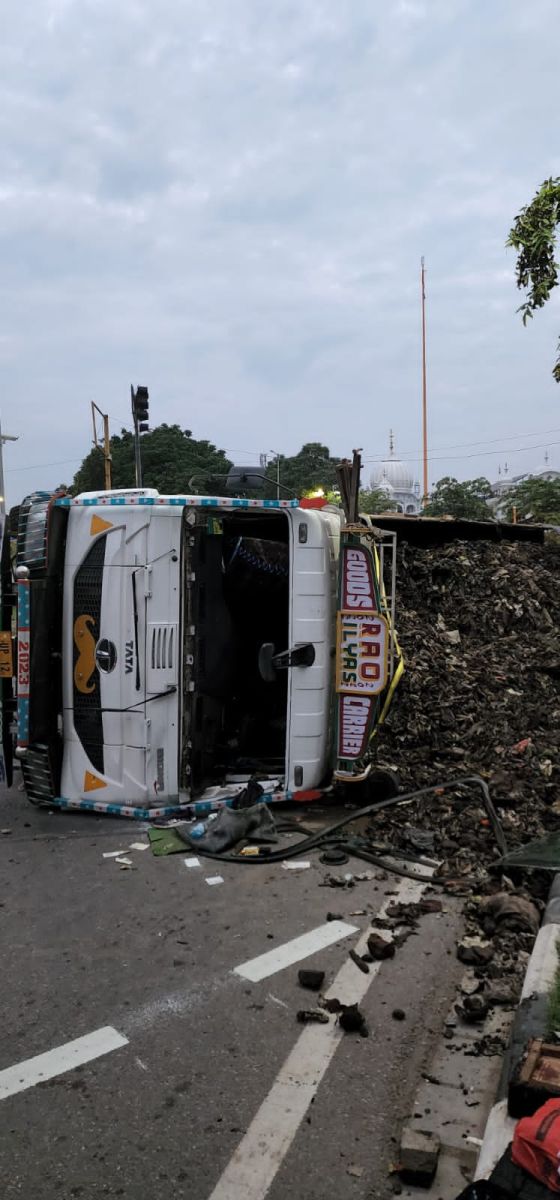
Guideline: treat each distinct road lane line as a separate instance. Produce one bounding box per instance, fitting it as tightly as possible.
[210,876,430,1200]
[0,1027,128,1100]
[233,920,359,982]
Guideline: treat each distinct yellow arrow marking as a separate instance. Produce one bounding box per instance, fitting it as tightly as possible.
[84,771,107,792]
[90,515,113,536]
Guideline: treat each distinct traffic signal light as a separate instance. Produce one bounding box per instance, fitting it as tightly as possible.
[131,385,149,432]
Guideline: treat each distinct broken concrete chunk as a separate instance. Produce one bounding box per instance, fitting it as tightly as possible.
[460,970,482,996]
[298,969,325,991]
[398,1126,440,1185]
[367,932,396,960]
[455,994,489,1024]
[457,935,494,965]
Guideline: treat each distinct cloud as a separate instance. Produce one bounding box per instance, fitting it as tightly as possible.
[1,0,559,500]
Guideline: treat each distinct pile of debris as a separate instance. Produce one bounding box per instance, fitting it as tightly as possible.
[375,539,560,863]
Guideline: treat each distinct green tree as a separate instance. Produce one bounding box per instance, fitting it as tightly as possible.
[424,476,493,519]
[267,443,340,497]
[358,487,397,514]
[507,177,560,381]
[503,475,560,524]
[71,424,232,496]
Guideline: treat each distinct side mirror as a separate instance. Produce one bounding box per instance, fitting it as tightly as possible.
[226,466,267,492]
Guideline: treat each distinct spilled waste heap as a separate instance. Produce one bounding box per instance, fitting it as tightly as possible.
[376,537,560,856]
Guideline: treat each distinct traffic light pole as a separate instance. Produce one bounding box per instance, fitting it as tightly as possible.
[133,416,142,488]
[131,384,147,488]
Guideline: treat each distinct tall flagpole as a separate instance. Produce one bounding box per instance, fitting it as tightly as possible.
[421,256,428,505]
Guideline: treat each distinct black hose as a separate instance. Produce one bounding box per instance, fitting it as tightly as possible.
[185,774,507,868]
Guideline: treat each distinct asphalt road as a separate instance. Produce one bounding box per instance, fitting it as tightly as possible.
[0,785,464,1200]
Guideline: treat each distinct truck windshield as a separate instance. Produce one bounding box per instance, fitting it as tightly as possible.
[183,510,290,792]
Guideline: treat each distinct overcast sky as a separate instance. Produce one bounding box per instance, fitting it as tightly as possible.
[1,0,559,504]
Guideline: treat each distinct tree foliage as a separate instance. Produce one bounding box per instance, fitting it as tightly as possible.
[424,476,493,520]
[71,424,232,495]
[507,177,560,381]
[503,475,560,524]
[358,487,397,514]
[265,443,341,497]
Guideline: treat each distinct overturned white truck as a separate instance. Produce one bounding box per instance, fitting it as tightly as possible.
[6,486,401,816]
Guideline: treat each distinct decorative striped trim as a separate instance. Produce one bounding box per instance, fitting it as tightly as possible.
[43,788,320,820]
[17,580,31,747]
[48,797,192,820]
[55,495,299,510]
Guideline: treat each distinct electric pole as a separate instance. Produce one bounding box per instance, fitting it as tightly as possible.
[421,257,429,506]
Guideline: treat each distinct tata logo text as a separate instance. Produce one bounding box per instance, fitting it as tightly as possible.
[125,641,134,674]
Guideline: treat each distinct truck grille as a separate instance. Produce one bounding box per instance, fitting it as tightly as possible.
[149,623,176,671]
[73,537,106,774]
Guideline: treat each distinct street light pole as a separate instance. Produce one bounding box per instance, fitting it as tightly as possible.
[0,419,19,514]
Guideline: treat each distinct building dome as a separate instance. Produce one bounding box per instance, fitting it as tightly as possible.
[370,432,414,492]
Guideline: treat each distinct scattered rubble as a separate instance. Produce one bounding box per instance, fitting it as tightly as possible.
[297,1009,330,1025]
[349,948,370,973]
[398,1126,440,1185]
[338,1003,368,1034]
[367,932,396,960]
[478,892,540,936]
[298,969,325,991]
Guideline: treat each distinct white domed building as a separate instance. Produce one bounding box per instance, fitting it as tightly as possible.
[370,432,421,514]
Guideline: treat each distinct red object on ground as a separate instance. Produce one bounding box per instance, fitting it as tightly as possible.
[511,737,532,755]
[291,789,323,803]
[512,1099,560,1191]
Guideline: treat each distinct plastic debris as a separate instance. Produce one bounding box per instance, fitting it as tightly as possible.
[115,856,133,867]
[183,857,201,869]
[205,875,224,886]
[103,850,126,858]
[180,780,277,853]
[129,842,149,851]
[297,1009,329,1024]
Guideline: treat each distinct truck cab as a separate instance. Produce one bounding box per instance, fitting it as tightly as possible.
[10,487,400,813]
